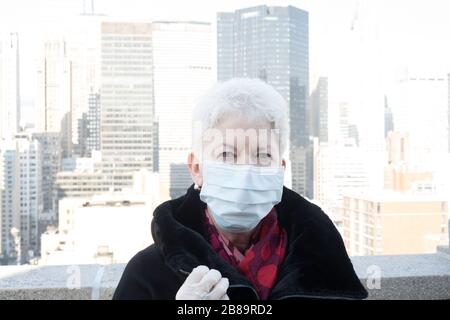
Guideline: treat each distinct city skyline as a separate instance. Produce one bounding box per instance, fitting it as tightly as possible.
[2,0,450,126]
[0,0,449,265]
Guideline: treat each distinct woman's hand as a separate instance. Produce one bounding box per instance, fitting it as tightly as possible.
[175,265,229,300]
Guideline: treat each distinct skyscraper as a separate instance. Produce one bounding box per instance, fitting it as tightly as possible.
[64,15,101,154]
[0,134,42,264]
[32,132,61,216]
[35,39,72,135]
[338,102,359,146]
[384,95,394,138]
[100,22,155,190]
[383,131,433,193]
[151,21,213,199]
[0,32,20,141]
[75,112,89,157]
[310,77,328,143]
[313,138,370,222]
[217,5,310,195]
[86,91,101,156]
[387,71,448,170]
[34,15,101,158]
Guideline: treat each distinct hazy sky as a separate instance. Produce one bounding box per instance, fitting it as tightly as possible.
[1,0,449,124]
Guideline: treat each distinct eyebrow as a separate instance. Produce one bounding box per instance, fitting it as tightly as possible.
[257,145,270,151]
[216,140,272,152]
[222,142,235,148]
[214,143,235,152]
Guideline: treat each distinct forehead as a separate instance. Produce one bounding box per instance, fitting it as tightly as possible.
[204,114,280,151]
[215,114,273,131]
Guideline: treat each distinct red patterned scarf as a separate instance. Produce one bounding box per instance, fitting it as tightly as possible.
[204,206,287,300]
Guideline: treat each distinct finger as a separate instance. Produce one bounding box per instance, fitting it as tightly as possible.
[207,277,229,300]
[197,269,222,292]
[184,265,209,285]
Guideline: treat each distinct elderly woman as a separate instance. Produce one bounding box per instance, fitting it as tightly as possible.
[113,78,367,300]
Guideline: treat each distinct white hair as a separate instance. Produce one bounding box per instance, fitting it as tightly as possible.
[191,78,289,157]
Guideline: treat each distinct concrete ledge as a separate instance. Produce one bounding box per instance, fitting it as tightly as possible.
[0,264,125,300]
[0,253,449,300]
[352,253,450,299]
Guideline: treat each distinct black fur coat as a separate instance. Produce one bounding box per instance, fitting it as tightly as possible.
[113,184,368,300]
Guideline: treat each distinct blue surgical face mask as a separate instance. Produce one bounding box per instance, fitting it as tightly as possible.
[199,161,284,233]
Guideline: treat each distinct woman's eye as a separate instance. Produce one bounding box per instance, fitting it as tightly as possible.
[257,152,272,159]
[220,151,235,160]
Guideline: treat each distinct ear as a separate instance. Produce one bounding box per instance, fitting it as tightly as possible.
[281,158,286,170]
[187,151,203,187]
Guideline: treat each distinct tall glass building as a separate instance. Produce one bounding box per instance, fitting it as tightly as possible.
[100,22,155,190]
[217,5,310,196]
